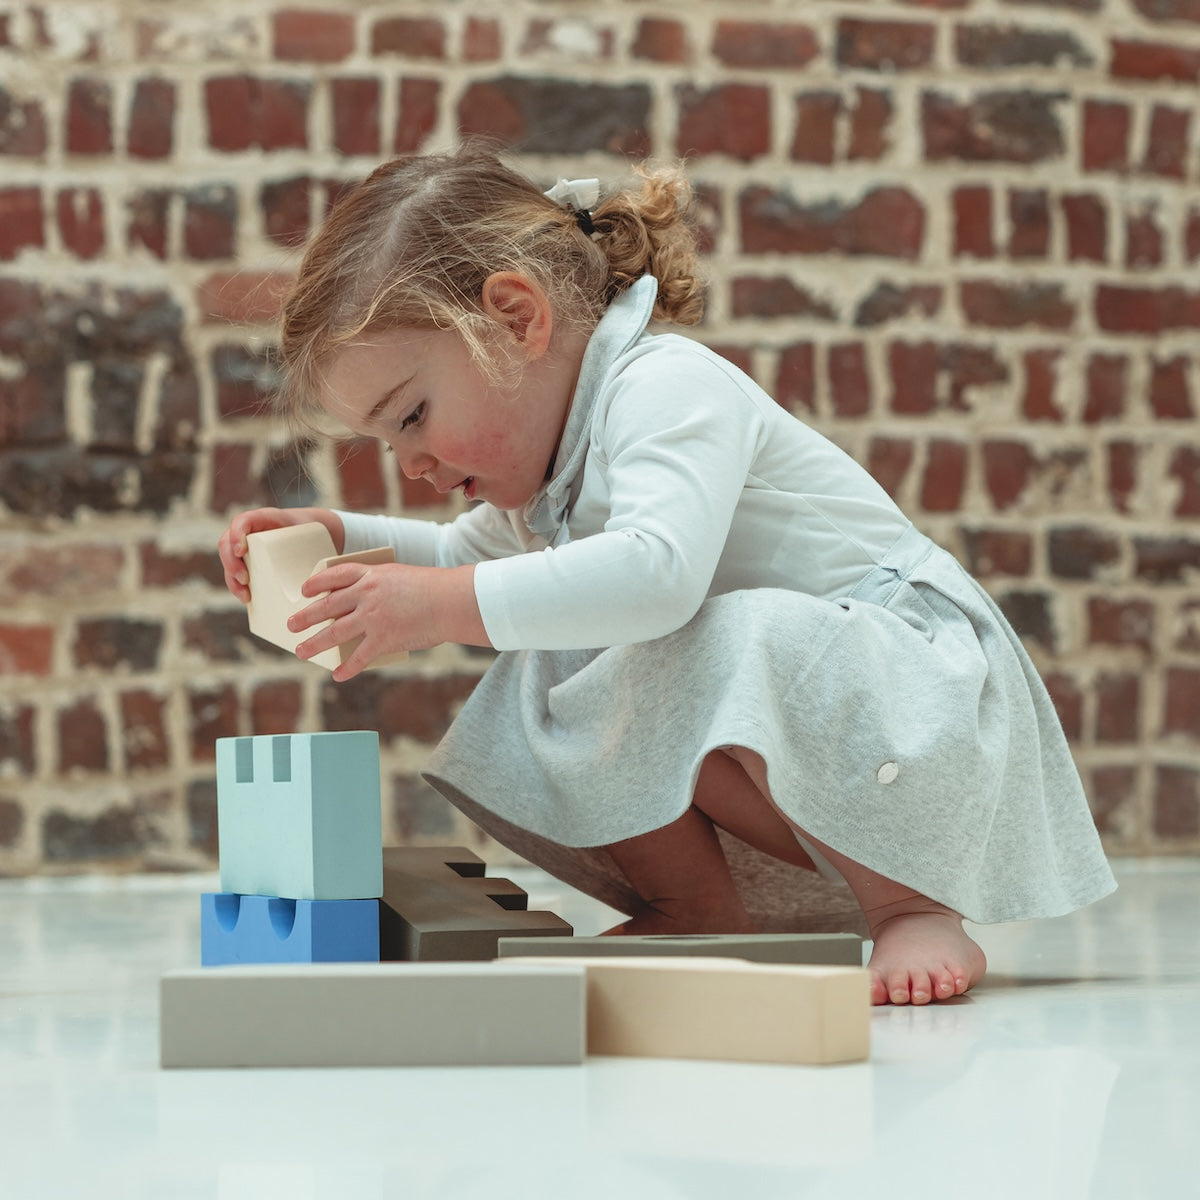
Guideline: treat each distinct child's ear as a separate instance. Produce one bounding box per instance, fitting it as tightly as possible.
[480,272,553,359]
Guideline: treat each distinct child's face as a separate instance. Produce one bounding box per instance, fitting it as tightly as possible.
[322,326,569,512]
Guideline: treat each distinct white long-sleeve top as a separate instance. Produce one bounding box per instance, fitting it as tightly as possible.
[339,275,913,651]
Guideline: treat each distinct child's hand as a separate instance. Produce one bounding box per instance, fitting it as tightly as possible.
[218,507,345,604]
[288,561,488,680]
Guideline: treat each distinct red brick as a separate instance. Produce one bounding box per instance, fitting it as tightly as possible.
[189,684,240,760]
[0,187,43,259]
[1048,525,1122,579]
[1170,446,1200,516]
[633,18,690,63]
[1187,208,1200,263]
[337,437,388,509]
[955,23,1093,68]
[1088,764,1135,835]
[1111,39,1200,82]
[963,528,1032,577]
[0,623,54,674]
[58,696,109,772]
[1135,536,1200,582]
[1061,193,1107,262]
[1088,596,1154,651]
[1130,0,1200,21]
[731,276,836,320]
[923,89,1065,163]
[121,689,170,770]
[273,9,354,62]
[128,78,175,158]
[1096,285,1200,333]
[888,342,939,413]
[920,439,967,512]
[212,343,275,419]
[704,343,754,375]
[867,436,914,500]
[1154,765,1200,839]
[139,541,223,588]
[521,19,614,60]
[828,343,871,416]
[260,176,311,248]
[1081,99,1130,172]
[838,18,934,70]
[944,343,1008,408]
[853,282,942,327]
[0,705,34,775]
[983,439,1034,510]
[678,84,770,161]
[210,443,261,513]
[1095,673,1141,743]
[740,186,924,258]
[205,76,309,152]
[775,343,816,414]
[1125,209,1164,269]
[847,88,892,160]
[394,77,440,153]
[0,87,48,155]
[464,17,502,62]
[126,188,170,259]
[332,78,380,156]
[1177,600,1200,652]
[953,186,994,258]
[1022,348,1065,422]
[997,590,1056,651]
[184,185,237,260]
[1142,105,1191,178]
[1008,189,1049,258]
[197,271,293,325]
[1084,354,1127,422]
[713,20,818,67]
[1149,356,1194,419]
[251,679,304,735]
[1107,441,1138,515]
[960,280,1075,330]
[57,187,104,259]
[1163,667,1200,738]
[1044,672,1084,741]
[66,78,112,154]
[371,17,446,58]
[791,92,839,165]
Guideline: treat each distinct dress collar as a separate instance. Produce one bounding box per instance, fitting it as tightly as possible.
[522,275,658,539]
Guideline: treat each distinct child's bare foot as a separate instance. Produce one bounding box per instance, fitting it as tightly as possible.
[866,900,987,1006]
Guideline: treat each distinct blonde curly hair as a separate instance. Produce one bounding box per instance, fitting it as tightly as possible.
[276,143,705,429]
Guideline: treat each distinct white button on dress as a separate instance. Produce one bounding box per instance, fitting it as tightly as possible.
[877,761,900,784]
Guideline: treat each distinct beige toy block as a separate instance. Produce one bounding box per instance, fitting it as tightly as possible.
[511,955,870,1066]
[245,522,404,671]
[160,962,587,1068]
[498,932,863,966]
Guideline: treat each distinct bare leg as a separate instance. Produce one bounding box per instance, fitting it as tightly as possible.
[718,747,987,1005]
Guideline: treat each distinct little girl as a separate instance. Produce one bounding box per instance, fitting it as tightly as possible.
[219,145,1115,1005]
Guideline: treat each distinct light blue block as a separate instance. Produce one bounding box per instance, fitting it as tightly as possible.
[216,731,383,900]
[200,893,381,966]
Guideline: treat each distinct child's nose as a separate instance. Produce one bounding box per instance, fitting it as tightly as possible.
[395,444,436,480]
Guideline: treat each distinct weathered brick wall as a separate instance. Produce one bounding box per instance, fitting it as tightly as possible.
[1,0,1198,875]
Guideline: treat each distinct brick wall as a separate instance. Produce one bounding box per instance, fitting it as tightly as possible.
[1,0,1198,875]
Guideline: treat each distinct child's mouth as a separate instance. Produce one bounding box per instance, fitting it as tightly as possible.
[462,477,475,500]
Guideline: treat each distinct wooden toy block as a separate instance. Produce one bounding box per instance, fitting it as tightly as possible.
[160,962,587,1068]
[245,522,404,671]
[510,955,870,1066]
[498,932,863,966]
[379,845,573,961]
[200,893,380,966]
[216,731,383,901]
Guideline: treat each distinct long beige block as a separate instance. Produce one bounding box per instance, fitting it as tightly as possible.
[511,956,870,1066]
[160,962,586,1068]
[498,932,862,966]
[245,522,404,671]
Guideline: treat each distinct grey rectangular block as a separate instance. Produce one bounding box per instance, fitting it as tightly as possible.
[160,962,586,1068]
[498,932,863,966]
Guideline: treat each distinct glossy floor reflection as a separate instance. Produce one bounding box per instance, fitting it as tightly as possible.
[0,858,1194,1200]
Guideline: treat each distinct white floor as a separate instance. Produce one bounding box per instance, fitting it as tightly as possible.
[0,858,1195,1200]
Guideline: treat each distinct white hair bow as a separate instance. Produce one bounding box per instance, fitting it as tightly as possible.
[543,178,601,212]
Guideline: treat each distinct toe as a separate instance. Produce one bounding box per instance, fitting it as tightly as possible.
[930,966,958,1000]
[886,968,914,1006]
[868,971,891,1006]
[907,968,934,1005]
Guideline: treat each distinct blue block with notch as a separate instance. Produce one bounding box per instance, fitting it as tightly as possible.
[200,893,381,966]
[216,730,383,901]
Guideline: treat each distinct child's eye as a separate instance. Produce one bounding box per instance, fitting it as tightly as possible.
[398,402,425,432]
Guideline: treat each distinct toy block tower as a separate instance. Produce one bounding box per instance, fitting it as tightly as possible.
[201,731,384,966]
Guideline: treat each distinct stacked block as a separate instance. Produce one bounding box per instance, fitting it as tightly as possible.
[244,521,405,672]
[202,730,384,967]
